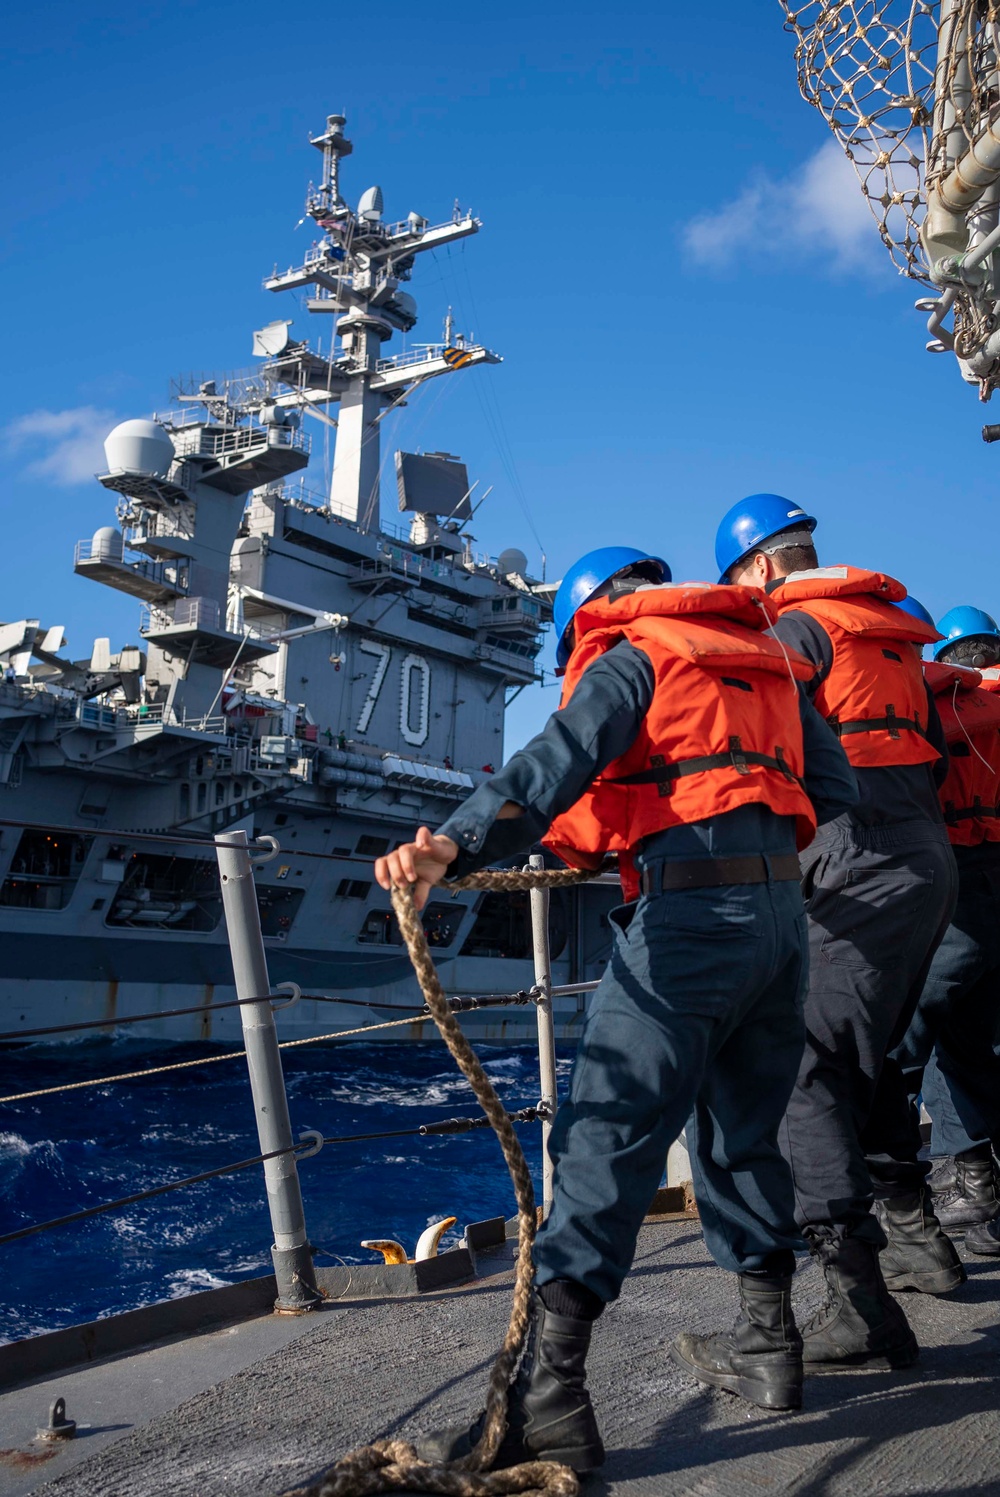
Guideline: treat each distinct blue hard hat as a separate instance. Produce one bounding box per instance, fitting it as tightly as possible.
[933,605,1000,660]
[714,493,818,583]
[553,546,670,669]
[896,594,936,629]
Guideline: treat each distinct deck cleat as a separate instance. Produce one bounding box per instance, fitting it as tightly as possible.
[361,1215,457,1265]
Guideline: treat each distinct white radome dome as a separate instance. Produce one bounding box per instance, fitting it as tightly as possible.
[91,526,123,561]
[103,419,175,478]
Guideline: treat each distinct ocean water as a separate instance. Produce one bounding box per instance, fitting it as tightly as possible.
[0,1039,571,1343]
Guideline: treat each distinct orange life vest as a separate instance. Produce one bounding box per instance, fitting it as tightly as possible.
[979,666,1000,695]
[542,584,818,896]
[771,567,941,769]
[924,661,1000,845]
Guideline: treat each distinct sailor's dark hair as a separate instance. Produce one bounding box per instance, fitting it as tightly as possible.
[735,541,819,577]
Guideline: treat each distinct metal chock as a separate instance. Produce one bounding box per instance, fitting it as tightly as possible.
[37,1397,76,1441]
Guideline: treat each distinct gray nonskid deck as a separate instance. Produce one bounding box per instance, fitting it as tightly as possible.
[13,1220,1000,1497]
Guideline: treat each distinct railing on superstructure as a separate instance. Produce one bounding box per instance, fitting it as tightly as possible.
[375,342,454,373]
[171,422,310,463]
[74,539,190,597]
[140,596,222,635]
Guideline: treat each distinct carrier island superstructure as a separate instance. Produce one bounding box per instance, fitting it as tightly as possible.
[0,114,614,1044]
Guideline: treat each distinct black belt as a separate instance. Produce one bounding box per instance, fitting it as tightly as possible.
[639,853,802,895]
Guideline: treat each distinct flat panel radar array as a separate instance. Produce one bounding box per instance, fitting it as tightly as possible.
[395,451,472,521]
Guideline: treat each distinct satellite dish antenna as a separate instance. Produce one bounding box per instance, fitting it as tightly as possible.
[252,320,293,358]
[358,185,384,221]
[498,547,529,578]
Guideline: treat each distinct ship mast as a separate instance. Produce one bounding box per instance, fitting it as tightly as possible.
[261,114,500,529]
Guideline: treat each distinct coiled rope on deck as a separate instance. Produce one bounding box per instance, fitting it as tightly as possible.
[285,863,600,1497]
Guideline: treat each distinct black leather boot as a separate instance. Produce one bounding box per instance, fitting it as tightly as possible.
[670,1272,803,1410]
[966,1217,1000,1256]
[799,1219,919,1373]
[416,1292,605,1473]
[875,1187,967,1294]
[931,1145,1000,1233]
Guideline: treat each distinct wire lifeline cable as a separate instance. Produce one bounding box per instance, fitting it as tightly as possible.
[0,992,438,1043]
[0,1015,428,1105]
[0,993,332,1043]
[0,983,548,1101]
[0,1142,305,1248]
[0,1108,543,1249]
[282,864,598,1497]
[3,987,537,1044]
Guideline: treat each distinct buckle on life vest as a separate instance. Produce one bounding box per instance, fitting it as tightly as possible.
[826,706,925,740]
[774,746,797,782]
[612,742,804,792]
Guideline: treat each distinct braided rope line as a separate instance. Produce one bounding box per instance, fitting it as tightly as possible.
[446,867,600,894]
[281,866,602,1497]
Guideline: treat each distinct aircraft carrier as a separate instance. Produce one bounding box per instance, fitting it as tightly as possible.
[0,114,616,1045]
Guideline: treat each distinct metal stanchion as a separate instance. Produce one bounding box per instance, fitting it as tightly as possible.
[215,830,322,1312]
[528,852,558,1218]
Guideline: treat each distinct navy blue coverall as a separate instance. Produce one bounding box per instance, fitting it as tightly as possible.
[768,603,958,1234]
[437,640,857,1303]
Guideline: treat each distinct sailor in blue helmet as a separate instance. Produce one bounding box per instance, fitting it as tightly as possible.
[372,545,856,1468]
[714,495,962,1374]
[892,605,1000,1257]
[714,494,819,586]
[934,605,1000,666]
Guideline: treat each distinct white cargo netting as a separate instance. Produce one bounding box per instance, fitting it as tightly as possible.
[779,2,940,280]
[780,1,1000,397]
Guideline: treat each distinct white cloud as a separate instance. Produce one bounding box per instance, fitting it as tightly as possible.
[3,406,116,486]
[682,141,878,272]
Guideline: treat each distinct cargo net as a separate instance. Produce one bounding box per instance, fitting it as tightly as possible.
[779,2,963,286]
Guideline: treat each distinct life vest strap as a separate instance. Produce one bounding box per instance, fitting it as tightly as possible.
[827,704,925,741]
[944,797,1000,823]
[610,736,803,798]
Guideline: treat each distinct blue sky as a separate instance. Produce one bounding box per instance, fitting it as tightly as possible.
[3,1,996,751]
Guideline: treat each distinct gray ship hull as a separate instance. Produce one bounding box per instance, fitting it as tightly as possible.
[0,804,615,1045]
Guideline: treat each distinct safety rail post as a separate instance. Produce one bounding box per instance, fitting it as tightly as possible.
[528,853,558,1218]
[215,830,322,1312]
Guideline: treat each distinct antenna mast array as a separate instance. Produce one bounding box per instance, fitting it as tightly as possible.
[780,1,1000,404]
[260,115,500,526]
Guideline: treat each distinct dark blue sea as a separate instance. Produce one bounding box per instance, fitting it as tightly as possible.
[0,1040,570,1343]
